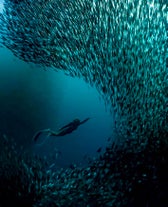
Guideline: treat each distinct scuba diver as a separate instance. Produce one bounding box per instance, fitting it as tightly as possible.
[33,117,91,143]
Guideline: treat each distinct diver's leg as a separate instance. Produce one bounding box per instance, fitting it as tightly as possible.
[32,128,51,142]
[48,130,59,137]
[49,128,71,136]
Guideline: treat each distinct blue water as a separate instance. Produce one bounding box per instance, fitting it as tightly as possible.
[0,46,115,168]
[0,1,3,13]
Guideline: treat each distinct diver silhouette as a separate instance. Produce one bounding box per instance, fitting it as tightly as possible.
[33,118,90,143]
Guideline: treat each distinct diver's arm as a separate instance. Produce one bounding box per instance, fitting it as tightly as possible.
[80,117,91,125]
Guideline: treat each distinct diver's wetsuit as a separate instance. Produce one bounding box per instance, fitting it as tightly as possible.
[50,118,90,136]
[55,119,80,136]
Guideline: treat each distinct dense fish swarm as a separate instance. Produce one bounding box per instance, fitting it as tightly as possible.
[0,132,168,207]
[0,0,167,141]
[0,1,167,205]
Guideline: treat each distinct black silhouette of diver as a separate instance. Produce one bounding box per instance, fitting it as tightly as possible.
[33,118,90,143]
